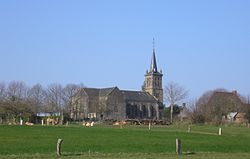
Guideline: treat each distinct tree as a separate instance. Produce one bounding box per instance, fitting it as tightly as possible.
[46,83,64,116]
[62,84,81,120]
[163,104,181,120]
[28,84,46,115]
[0,81,6,101]
[4,81,33,121]
[164,81,188,123]
[194,89,248,124]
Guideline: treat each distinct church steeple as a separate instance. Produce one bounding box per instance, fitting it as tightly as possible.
[144,39,163,103]
[150,48,158,73]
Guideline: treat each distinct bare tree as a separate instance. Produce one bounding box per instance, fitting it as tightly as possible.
[6,81,28,101]
[46,83,64,117]
[4,81,33,121]
[62,84,81,118]
[164,81,188,123]
[194,88,249,124]
[0,82,6,101]
[28,84,46,115]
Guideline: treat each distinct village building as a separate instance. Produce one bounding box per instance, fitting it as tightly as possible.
[71,47,164,121]
[206,90,249,123]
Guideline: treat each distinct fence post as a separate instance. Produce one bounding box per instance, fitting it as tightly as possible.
[188,126,191,133]
[149,122,151,130]
[41,119,44,126]
[176,138,182,155]
[56,138,63,156]
[219,128,222,136]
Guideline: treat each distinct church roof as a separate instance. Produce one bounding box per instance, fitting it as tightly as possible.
[121,90,158,103]
[82,88,100,97]
[150,49,158,73]
[81,87,158,103]
[99,87,116,97]
[82,87,116,98]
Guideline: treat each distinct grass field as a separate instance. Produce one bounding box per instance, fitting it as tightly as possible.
[0,124,250,158]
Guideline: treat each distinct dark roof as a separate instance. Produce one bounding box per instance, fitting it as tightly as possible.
[208,91,243,104]
[150,49,158,73]
[82,87,116,98]
[99,87,116,97]
[121,90,157,103]
[81,87,158,103]
[206,91,245,111]
[82,88,100,98]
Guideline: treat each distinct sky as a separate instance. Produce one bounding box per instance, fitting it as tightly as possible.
[0,0,249,100]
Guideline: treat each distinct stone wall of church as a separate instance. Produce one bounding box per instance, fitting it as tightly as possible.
[126,101,159,120]
[71,91,89,120]
[106,88,126,120]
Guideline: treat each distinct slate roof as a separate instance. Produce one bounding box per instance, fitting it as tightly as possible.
[205,91,247,113]
[82,87,116,98]
[207,91,244,105]
[121,90,157,103]
[99,87,116,97]
[150,49,158,73]
[81,87,158,103]
[82,88,100,98]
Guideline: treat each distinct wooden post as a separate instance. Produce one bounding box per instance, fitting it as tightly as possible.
[56,138,63,156]
[149,122,151,130]
[41,119,44,126]
[176,139,182,155]
[66,121,69,127]
[188,126,191,133]
[20,119,23,125]
[248,123,249,129]
[219,128,222,136]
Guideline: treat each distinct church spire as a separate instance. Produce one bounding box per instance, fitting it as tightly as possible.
[144,38,163,103]
[150,38,158,73]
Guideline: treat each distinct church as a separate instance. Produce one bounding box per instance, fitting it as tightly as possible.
[71,47,164,121]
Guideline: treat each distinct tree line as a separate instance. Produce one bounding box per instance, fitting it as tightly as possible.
[0,81,83,123]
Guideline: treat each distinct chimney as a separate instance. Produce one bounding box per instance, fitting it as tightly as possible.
[232,90,237,95]
[182,103,186,107]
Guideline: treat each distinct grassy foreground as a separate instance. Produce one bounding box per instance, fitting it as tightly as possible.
[0,124,250,158]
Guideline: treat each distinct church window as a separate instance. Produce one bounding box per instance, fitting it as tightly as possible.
[114,105,118,112]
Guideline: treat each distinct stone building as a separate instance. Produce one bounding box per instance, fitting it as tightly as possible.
[71,48,164,121]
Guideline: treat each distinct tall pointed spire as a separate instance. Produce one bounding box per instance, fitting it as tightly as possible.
[150,38,158,73]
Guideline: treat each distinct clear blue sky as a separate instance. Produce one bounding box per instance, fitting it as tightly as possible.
[0,0,249,99]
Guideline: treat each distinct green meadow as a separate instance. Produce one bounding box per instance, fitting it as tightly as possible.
[0,124,250,158]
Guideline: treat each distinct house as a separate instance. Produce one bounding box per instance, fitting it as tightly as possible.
[205,90,248,123]
[224,112,247,123]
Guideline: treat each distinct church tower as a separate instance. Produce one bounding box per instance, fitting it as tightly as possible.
[144,44,163,103]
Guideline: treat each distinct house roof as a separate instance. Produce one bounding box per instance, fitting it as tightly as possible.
[121,90,158,103]
[207,91,244,105]
[205,91,247,113]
